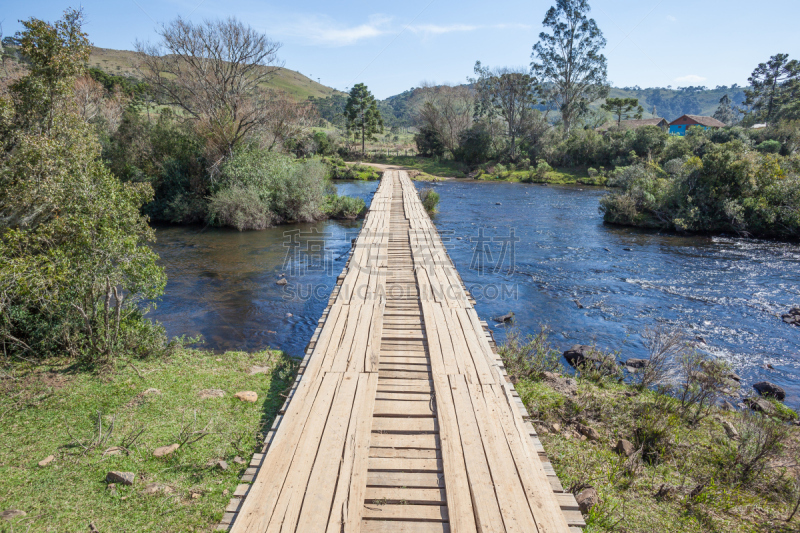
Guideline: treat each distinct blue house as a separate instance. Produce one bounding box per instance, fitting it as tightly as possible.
[668,114,726,136]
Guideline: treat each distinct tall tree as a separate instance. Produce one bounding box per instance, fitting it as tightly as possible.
[471,63,537,161]
[712,94,739,125]
[531,0,609,133]
[136,17,283,168]
[345,83,383,156]
[744,53,800,123]
[601,97,644,126]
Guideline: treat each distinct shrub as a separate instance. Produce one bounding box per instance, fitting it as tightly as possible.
[418,187,440,213]
[673,352,731,425]
[207,185,274,230]
[756,139,782,153]
[498,327,562,381]
[716,410,789,485]
[325,194,365,219]
[415,126,446,157]
[632,403,676,465]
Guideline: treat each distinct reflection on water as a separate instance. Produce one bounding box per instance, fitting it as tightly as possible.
[149,178,800,406]
[148,180,379,356]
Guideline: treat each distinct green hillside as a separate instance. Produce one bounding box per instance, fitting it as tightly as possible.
[88,47,341,101]
[604,85,748,121]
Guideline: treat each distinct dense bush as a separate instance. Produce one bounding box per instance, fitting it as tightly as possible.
[324,194,366,219]
[208,149,331,229]
[600,140,800,238]
[418,187,440,214]
[415,126,446,157]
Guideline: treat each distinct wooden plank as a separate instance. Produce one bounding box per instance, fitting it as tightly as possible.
[365,487,446,504]
[431,373,478,533]
[447,374,506,533]
[369,448,440,459]
[370,433,439,450]
[361,523,451,533]
[372,417,438,433]
[362,505,448,521]
[373,400,435,417]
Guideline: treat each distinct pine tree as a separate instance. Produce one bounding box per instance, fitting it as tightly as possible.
[345,83,383,156]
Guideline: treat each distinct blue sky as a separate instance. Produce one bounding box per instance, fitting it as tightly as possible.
[4,0,800,99]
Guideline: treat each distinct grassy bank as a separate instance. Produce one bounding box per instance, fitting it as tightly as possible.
[513,372,800,532]
[0,349,298,532]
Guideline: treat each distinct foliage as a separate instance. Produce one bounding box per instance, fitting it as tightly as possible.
[715,410,790,485]
[744,53,800,123]
[471,64,538,160]
[498,327,562,380]
[713,94,739,125]
[207,185,275,231]
[0,10,166,363]
[531,0,609,133]
[345,83,384,155]
[136,17,284,167]
[215,149,330,225]
[9,8,90,133]
[673,352,731,425]
[324,194,365,219]
[600,128,800,239]
[415,125,446,157]
[601,97,644,126]
[418,187,440,214]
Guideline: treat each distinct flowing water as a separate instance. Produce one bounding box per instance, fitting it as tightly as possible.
[149,179,800,406]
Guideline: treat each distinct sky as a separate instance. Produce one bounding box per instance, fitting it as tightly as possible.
[3,0,800,99]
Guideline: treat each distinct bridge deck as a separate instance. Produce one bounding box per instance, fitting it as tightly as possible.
[221,171,583,533]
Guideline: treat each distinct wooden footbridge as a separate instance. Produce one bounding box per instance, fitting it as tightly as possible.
[219,171,584,532]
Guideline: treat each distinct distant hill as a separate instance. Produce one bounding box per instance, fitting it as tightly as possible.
[378,84,749,126]
[88,47,341,101]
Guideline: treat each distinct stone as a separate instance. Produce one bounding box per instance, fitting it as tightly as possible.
[614,439,635,457]
[216,460,229,471]
[223,489,229,496]
[551,422,561,433]
[495,202,502,205]
[562,345,601,368]
[624,358,648,369]
[753,381,786,401]
[143,482,167,495]
[153,443,180,458]
[103,446,124,456]
[286,313,293,318]
[721,420,739,440]
[744,397,777,416]
[726,373,741,382]
[542,371,578,396]
[38,455,55,467]
[143,388,161,395]
[492,311,514,323]
[106,471,135,486]
[790,307,800,316]
[1,510,26,521]
[234,391,258,403]
[233,456,246,465]
[191,492,201,499]
[576,487,599,514]
[198,389,225,399]
[576,423,601,441]
[249,366,270,375]
[276,278,288,286]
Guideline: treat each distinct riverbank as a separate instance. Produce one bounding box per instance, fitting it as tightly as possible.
[509,364,800,532]
[0,349,298,531]
[351,155,607,185]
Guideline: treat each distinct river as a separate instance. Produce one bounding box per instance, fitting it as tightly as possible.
[148,179,800,406]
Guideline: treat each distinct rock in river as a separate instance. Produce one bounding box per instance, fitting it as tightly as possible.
[753,381,786,401]
[563,345,600,368]
[624,358,648,369]
[744,397,777,416]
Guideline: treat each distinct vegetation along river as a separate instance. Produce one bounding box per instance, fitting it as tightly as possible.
[149,179,800,406]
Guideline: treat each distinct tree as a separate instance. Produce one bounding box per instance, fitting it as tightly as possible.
[415,83,473,156]
[0,9,165,361]
[9,8,90,133]
[471,63,537,161]
[531,0,609,134]
[136,17,284,168]
[713,94,739,125]
[601,97,644,126]
[744,53,800,123]
[345,83,383,156]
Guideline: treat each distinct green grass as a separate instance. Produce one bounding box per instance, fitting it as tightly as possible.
[0,349,298,532]
[369,156,468,178]
[520,376,800,533]
[474,166,607,185]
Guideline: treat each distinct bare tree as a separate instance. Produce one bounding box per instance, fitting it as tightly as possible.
[416,83,474,156]
[261,90,318,152]
[135,17,283,168]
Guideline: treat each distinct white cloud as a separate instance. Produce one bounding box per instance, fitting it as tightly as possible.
[675,74,707,84]
[278,14,392,46]
[666,15,677,22]
[408,24,478,35]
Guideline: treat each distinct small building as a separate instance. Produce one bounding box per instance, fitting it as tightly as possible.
[668,115,726,136]
[751,123,767,130]
[596,117,669,132]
